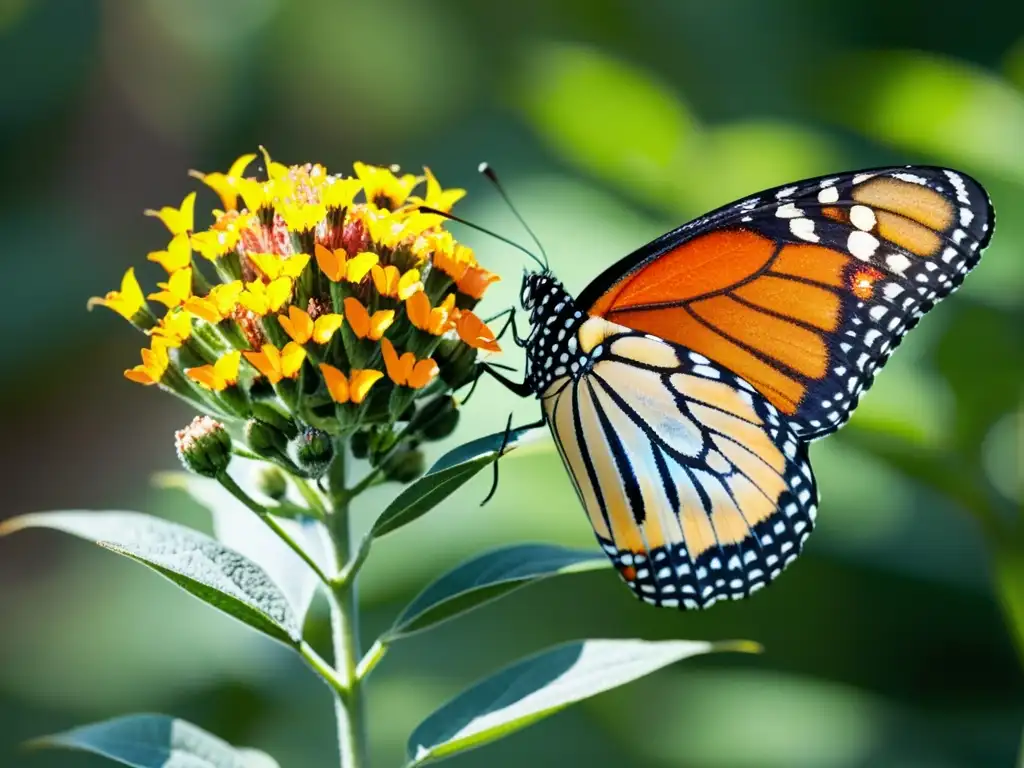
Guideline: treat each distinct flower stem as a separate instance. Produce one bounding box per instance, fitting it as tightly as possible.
[326,445,369,768]
[216,472,331,586]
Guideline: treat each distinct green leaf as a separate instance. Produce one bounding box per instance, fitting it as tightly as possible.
[29,713,277,768]
[0,511,301,646]
[407,638,759,765]
[516,42,697,205]
[154,468,327,623]
[370,426,541,539]
[388,544,609,639]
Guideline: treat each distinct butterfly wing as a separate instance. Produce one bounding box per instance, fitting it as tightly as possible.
[541,324,816,608]
[576,167,994,439]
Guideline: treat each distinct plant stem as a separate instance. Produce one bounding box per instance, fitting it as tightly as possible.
[326,446,369,768]
[217,472,331,586]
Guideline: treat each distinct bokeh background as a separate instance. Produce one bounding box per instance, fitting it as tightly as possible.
[1,1,1022,766]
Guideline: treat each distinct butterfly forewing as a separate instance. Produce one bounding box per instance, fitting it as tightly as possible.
[541,323,817,609]
[577,167,993,439]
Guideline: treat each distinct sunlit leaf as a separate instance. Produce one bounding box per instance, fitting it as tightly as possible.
[819,50,1024,182]
[0,511,302,646]
[370,426,542,539]
[155,468,328,622]
[29,713,277,768]
[517,42,697,204]
[388,544,609,638]
[407,638,758,764]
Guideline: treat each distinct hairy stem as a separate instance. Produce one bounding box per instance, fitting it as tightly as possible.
[217,472,331,585]
[327,446,369,768]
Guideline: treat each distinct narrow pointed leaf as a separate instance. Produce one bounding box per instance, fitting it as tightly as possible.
[29,713,279,768]
[388,544,609,639]
[407,638,759,765]
[1,511,301,646]
[370,425,542,539]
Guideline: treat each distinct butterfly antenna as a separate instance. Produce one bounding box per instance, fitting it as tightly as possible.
[417,205,547,272]
[478,162,550,270]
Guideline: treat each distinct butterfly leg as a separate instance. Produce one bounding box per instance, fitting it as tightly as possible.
[481,411,546,506]
[481,363,533,398]
[485,307,527,347]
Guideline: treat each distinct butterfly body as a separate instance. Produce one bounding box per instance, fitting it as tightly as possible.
[508,166,993,609]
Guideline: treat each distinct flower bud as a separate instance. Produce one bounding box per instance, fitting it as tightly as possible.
[253,465,288,500]
[245,418,291,459]
[294,427,334,478]
[434,337,478,390]
[381,446,425,484]
[412,396,460,441]
[175,416,232,478]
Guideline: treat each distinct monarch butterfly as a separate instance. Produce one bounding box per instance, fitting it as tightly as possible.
[455,166,993,610]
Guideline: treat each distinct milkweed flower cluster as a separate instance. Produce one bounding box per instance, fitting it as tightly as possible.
[91,151,501,480]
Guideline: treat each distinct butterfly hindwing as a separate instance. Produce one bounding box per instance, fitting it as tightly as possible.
[577,167,993,439]
[540,322,817,609]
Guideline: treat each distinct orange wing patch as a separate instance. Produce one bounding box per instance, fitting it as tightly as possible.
[590,229,777,315]
[594,237,851,416]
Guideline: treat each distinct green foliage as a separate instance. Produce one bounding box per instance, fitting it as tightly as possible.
[29,714,278,768]
[406,639,758,765]
[0,511,302,646]
[388,544,609,638]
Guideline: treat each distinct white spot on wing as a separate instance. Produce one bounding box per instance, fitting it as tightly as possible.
[848,230,879,261]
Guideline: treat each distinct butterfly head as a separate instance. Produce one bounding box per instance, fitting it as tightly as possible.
[519,269,557,313]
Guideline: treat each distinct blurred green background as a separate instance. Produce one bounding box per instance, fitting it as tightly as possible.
[1,0,1022,766]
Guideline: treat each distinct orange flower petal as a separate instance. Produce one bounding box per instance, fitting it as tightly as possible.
[315,243,346,282]
[408,358,439,389]
[344,297,371,339]
[279,305,314,344]
[381,338,409,385]
[406,291,431,331]
[371,264,399,296]
[320,363,350,403]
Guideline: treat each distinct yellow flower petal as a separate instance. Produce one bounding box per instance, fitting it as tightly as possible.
[266,277,294,313]
[312,313,343,344]
[145,192,196,235]
[280,342,307,378]
[368,310,394,341]
[397,269,423,300]
[89,268,146,320]
[151,308,193,347]
[349,369,383,404]
[215,350,242,384]
[147,233,192,274]
[189,153,256,211]
[148,267,193,309]
[346,251,379,283]
[124,340,170,385]
[322,176,362,210]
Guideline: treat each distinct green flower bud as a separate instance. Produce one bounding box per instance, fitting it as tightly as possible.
[412,396,460,441]
[434,337,478,390]
[174,416,232,478]
[245,418,290,459]
[250,402,299,439]
[253,465,288,500]
[294,427,334,478]
[381,446,425,484]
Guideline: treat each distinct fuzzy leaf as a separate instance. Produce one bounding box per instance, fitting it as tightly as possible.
[29,713,278,767]
[389,544,609,639]
[0,511,301,646]
[370,425,541,539]
[155,468,327,623]
[407,639,758,765]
